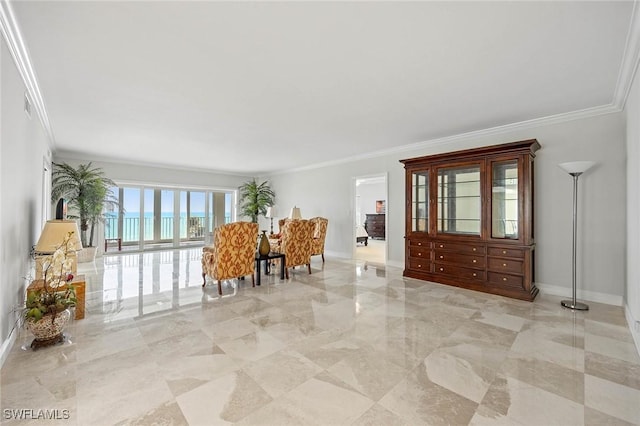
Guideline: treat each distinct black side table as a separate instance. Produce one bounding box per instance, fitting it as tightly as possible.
[255,252,285,286]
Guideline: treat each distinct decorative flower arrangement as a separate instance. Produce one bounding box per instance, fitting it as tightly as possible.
[25,232,77,323]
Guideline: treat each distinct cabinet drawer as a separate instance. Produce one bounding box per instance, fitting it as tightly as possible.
[487,257,523,274]
[409,246,431,259]
[434,251,485,268]
[488,272,523,289]
[409,239,430,248]
[433,241,485,254]
[434,264,484,280]
[408,259,431,272]
[487,247,524,258]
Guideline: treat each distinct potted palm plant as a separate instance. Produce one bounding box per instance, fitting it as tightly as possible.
[238,179,275,223]
[238,179,275,255]
[51,162,117,262]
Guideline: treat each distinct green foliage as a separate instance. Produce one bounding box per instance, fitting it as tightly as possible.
[25,287,76,322]
[51,162,118,247]
[238,179,275,223]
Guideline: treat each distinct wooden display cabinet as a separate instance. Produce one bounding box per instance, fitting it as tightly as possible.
[400,139,540,301]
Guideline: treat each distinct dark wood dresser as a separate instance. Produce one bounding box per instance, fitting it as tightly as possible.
[365,214,385,239]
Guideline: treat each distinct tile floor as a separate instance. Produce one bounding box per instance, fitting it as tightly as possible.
[1,248,639,425]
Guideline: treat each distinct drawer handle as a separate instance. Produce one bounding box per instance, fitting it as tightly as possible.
[472,259,477,263]
[439,244,444,248]
[503,263,507,267]
[439,255,444,259]
[472,273,477,277]
[503,277,508,281]
[439,268,444,272]
[418,253,422,256]
[472,248,477,252]
[418,242,422,246]
[502,250,507,254]
[418,264,422,268]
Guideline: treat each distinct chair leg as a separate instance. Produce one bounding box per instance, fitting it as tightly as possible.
[202,272,206,287]
[251,274,255,288]
[322,253,325,262]
[307,264,311,274]
[285,267,289,279]
[217,280,222,295]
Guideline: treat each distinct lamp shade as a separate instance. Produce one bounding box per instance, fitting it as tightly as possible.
[265,206,276,218]
[290,206,302,219]
[558,161,596,175]
[35,220,83,253]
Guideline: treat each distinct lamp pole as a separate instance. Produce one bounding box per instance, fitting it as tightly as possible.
[558,161,595,311]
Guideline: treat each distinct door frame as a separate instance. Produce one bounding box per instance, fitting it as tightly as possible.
[352,172,388,263]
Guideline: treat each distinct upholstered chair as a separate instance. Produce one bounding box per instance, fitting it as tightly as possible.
[309,217,328,262]
[279,219,314,279]
[201,221,259,295]
[268,218,289,252]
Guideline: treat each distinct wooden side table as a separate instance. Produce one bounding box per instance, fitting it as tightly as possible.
[27,274,86,320]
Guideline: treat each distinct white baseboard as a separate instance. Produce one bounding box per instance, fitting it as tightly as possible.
[624,304,640,358]
[535,282,623,306]
[0,328,18,368]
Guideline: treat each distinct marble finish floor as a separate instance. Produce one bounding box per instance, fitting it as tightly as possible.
[1,248,639,425]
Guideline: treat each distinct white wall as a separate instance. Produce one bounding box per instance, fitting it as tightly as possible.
[356,181,385,224]
[0,39,52,365]
[267,112,627,302]
[625,65,640,349]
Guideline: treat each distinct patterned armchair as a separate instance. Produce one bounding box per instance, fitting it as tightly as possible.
[201,221,259,295]
[309,217,328,262]
[278,219,314,279]
[268,218,289,252]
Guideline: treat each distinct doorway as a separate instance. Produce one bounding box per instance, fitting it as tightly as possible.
[353,174,387,264]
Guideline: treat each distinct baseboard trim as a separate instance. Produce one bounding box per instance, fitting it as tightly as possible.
[624,304,640,358]
[535,282,623,306]
[0,328,17,368]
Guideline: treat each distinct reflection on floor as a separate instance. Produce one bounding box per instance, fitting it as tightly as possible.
[2,247,639,425]
[355,238,385,264]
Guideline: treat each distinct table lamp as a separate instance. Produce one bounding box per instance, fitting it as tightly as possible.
[34,220,83,278]
[290,206,302,220]
[265,206,277,235]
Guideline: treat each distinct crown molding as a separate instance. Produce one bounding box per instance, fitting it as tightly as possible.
[613,0,640,110]
[0,0,55,145]
[270,103,621,176]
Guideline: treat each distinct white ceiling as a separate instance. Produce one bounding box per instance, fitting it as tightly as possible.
[7,1,637,175]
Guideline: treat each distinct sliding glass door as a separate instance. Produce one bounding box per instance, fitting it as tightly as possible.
[105,185,235,251]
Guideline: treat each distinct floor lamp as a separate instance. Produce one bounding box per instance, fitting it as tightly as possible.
[558,161,595,311]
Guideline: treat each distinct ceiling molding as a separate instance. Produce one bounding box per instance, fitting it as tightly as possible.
[0,0,55,145]
[271,103,621,176]
[613,0,640,110]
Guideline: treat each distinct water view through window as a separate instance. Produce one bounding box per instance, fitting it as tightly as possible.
[105,186,234,250]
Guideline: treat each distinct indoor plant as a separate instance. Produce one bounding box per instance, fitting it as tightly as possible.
[51,162,117,261]
[24,231,77,349]
[238,179,275,255]
[238,179,275,223]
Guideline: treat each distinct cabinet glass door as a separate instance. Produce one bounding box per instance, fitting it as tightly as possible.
[411,171,429,232]
[491,160,519,239]
[437,165,481,235]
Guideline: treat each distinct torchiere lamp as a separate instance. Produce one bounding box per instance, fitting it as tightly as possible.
[558,161,595,311]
